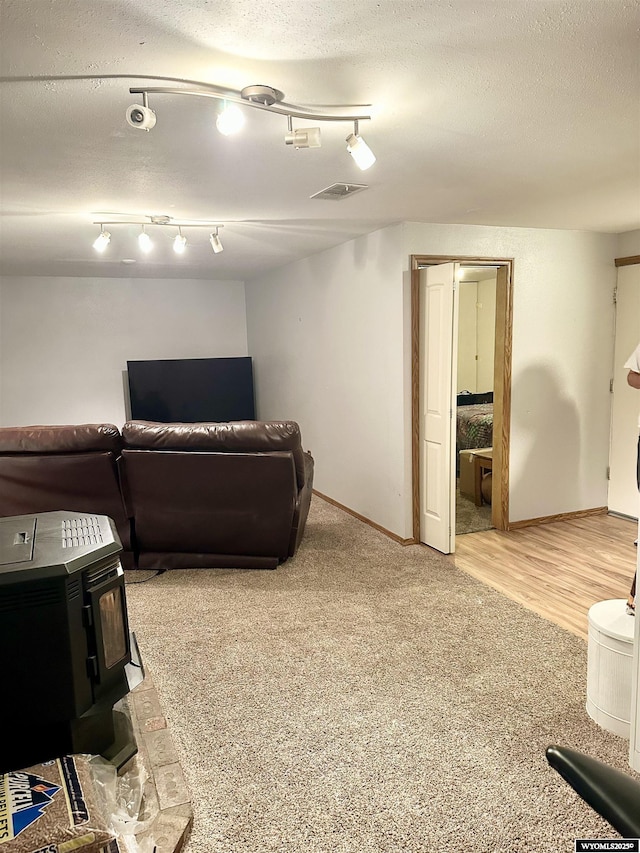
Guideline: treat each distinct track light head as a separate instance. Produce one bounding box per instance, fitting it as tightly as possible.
[92,228,110,253]
[285,127,321,149]
[138,227,153,253]
[209,230,224,254]
[126,103,157,131]
[216,103,245,136]
[346,125,376,170]
[173,230,187,254]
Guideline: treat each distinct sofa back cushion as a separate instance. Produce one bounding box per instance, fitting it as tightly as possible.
[0,423,123,454]
[119,449,296,560]
[0,424,131,552]
[0,452,132,551]
[122,420,307,489]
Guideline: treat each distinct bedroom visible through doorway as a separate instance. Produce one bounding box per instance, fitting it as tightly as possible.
[456,266,497,535]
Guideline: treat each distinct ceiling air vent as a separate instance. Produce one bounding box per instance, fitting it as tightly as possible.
[310,183,368,201]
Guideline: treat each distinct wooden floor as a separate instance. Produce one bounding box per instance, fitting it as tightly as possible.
[453,512,638,640]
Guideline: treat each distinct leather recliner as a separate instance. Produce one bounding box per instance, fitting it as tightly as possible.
[119,419,314,570]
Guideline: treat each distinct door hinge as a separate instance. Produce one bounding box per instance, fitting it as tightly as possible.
[607,466,611,480]
[610,378,614,393]
[613,286,617,304]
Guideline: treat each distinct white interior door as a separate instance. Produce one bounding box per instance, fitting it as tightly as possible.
[608,265,640,518]
[419,263,458,553]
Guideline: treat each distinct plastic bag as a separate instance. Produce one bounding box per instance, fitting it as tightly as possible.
[89,754,158,853]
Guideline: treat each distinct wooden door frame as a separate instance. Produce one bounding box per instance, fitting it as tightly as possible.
[411,255,514,538]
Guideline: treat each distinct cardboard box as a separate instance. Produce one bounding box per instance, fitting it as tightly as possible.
[458,448,492,500]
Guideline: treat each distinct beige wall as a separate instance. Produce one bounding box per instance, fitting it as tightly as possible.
[0,276,248,427]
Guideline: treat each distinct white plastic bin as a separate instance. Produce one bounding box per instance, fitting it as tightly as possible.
[586,599,635,738]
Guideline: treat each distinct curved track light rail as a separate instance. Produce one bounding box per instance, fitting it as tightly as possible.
[128,83,372,122]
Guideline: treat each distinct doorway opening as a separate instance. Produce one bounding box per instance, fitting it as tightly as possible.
[455,265,498,535]
[410,255,514,550]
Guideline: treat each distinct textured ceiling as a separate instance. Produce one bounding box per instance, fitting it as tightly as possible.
[1,0,639,280]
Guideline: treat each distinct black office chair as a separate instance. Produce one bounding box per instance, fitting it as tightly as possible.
[546,745,640,838]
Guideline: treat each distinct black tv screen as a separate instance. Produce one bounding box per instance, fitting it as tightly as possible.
[127,357,255,423]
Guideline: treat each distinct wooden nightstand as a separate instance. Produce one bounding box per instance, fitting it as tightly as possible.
[473,448,493,507]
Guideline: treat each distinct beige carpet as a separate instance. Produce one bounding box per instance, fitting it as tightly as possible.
[124,496,635,853]
[456,480,493,535]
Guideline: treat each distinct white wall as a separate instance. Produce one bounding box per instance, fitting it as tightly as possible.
[477,278,497,392]
[403,222,618,524]
[456,276,496,393]
[0,278,3,424]
[457,282,478,393]
[617,229,640,257]
[245,225,411,537]
[246,222,618,537]
[0,276,248,427]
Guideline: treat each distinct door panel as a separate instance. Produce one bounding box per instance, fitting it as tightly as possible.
[419,263,457,553]
[609,265,640,518]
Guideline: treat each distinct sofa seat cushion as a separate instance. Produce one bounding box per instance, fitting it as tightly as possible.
[122,420,308,488]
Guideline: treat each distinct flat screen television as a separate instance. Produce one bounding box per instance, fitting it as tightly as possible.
[0,511,141,773]
[127,356,255,423]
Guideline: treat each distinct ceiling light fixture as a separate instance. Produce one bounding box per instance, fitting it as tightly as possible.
[346,120,376,171]
[92,226,111,253]
[125,93,157,131]
[284,116,321,149]
[91,214,226,261]
[126,81,374,164]
[138,226,153,253]
[209,227,224,254]
[173,227,187,254]
[216,101,245,136]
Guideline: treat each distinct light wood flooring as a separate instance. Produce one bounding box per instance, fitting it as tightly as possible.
[453,512,638,640]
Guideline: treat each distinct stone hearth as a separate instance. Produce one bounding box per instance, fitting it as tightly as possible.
[125,673,193,853]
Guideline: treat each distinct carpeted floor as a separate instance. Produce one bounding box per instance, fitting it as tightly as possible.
[456,479,492,535]
[124,496,635,853]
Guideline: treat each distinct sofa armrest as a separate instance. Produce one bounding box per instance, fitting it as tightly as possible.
[289,451,314,557]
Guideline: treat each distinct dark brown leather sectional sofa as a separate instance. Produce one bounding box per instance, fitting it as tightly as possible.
[0,420,314,570]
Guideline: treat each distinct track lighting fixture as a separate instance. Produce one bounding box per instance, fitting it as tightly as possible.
[209,228,224,254]
[92,227,110,253]
[346,121,376,171]
[91,214,226,262]
[173,227,186,254]
[126,81,374,165]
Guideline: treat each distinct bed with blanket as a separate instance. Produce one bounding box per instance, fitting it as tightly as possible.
[456,392,494,477]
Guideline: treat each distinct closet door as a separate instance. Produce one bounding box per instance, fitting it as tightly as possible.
[608,264,640,518]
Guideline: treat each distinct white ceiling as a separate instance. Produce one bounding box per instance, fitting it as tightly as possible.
[1,0,639,281]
